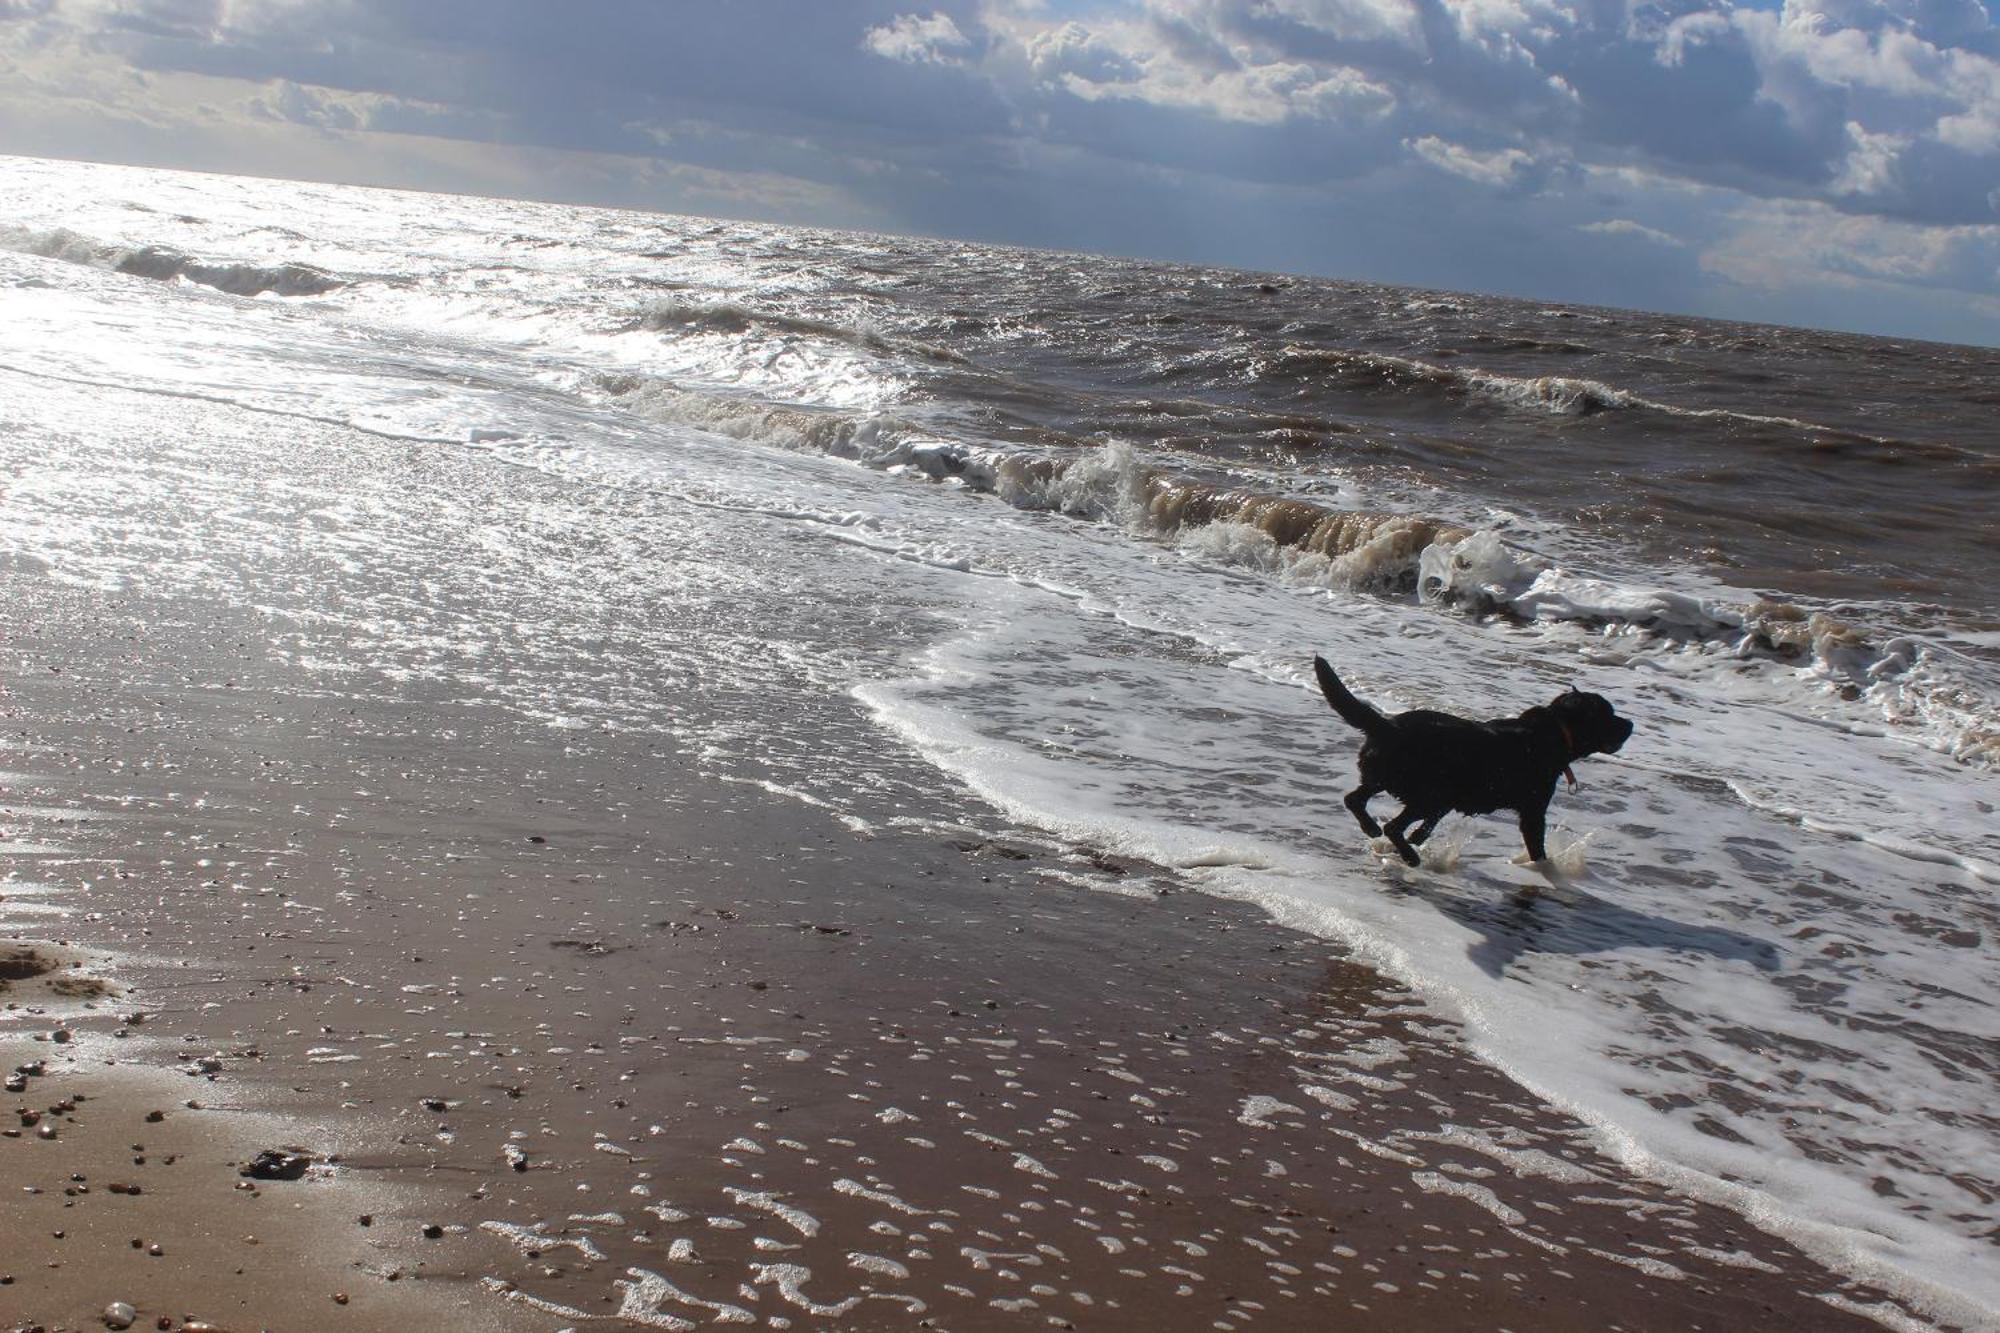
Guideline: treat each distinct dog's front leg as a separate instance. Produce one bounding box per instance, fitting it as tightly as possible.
[1517,804,1549,863]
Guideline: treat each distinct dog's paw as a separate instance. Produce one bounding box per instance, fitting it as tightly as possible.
[1513,836,1591,879]
[1415,840,1462,872]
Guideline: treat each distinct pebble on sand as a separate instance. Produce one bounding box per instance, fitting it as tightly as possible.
[239,1148,313,1180]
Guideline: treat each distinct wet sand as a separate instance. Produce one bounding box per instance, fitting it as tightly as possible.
[0,572,1931,1333]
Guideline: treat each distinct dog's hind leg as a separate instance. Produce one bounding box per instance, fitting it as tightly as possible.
[1344,786,1383,837]
[1408,814,1445,846]
[1383,806,1428,867]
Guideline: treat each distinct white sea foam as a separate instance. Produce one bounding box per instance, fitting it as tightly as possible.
[724,1187,820,1237]
[1412,1172,1527,1226]
[752,1263,860,1318]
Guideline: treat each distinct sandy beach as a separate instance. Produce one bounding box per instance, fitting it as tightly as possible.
[1,469,1921,1331]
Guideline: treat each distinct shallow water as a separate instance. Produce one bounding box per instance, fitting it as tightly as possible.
[1,154,1995,1325]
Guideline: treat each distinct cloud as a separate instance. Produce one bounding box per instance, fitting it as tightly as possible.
[1408,134,1535,187]
[1265,0,1428,53]
[995,9,1396,126]
[250,77,360,130]
[1025,20,1140,86]
[950,0,2000,221]
[1704,196,2000,293]
[1577,218,1685,247]
[862,11,970,66]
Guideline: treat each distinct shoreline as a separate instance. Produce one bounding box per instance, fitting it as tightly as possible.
[2,574,1936,1331]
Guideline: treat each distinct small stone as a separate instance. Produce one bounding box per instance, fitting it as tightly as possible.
[36,1122,57,1140]
[51,1028,72,1044]
[332,1293,349,1306]
[144,1110,165,1123]
[104,1301,137,1330]
[421,1223,444,1238]
[148,1243,163,1257]
[239,1148,312,1181]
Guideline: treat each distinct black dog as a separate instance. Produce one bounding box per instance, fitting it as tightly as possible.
[1314,656,1633,867]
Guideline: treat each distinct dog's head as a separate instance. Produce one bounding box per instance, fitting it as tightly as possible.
[1542,687,1633,758]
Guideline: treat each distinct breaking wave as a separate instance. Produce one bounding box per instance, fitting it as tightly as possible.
[596,375,1461,597]
[1419,530,2000,766]
[0,225,344,297]
[1270,346,1632,415]
[1266,345,1947,453]
[628,299,968,365]
[596,372,1999,765]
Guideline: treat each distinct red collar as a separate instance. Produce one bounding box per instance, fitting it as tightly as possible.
[1556,720,1579,790]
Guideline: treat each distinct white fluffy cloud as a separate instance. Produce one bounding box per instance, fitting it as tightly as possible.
[992,6,1395,124]
[1409,134,1536,186]
[863,11,970,65]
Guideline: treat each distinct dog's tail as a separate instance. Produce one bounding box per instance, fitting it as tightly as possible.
[1313,656,1389,736]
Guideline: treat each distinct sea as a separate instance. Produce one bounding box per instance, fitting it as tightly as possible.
[1,155,1995,1326]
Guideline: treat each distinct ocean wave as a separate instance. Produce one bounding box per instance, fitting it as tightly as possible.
[594,373,1997,764]
[628,299,968,365]
[0,225,344,298]
[1271,346,1638,417]
[596,375,1457,595]
[1456,333,1595,356]
[1267,345,1955,453]
[594,375,982,480]
[1464,370,1635,415]
[1420,530,1999,765]
[112,246,345,297]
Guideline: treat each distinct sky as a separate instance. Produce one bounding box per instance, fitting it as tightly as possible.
[2,0,1998,346]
